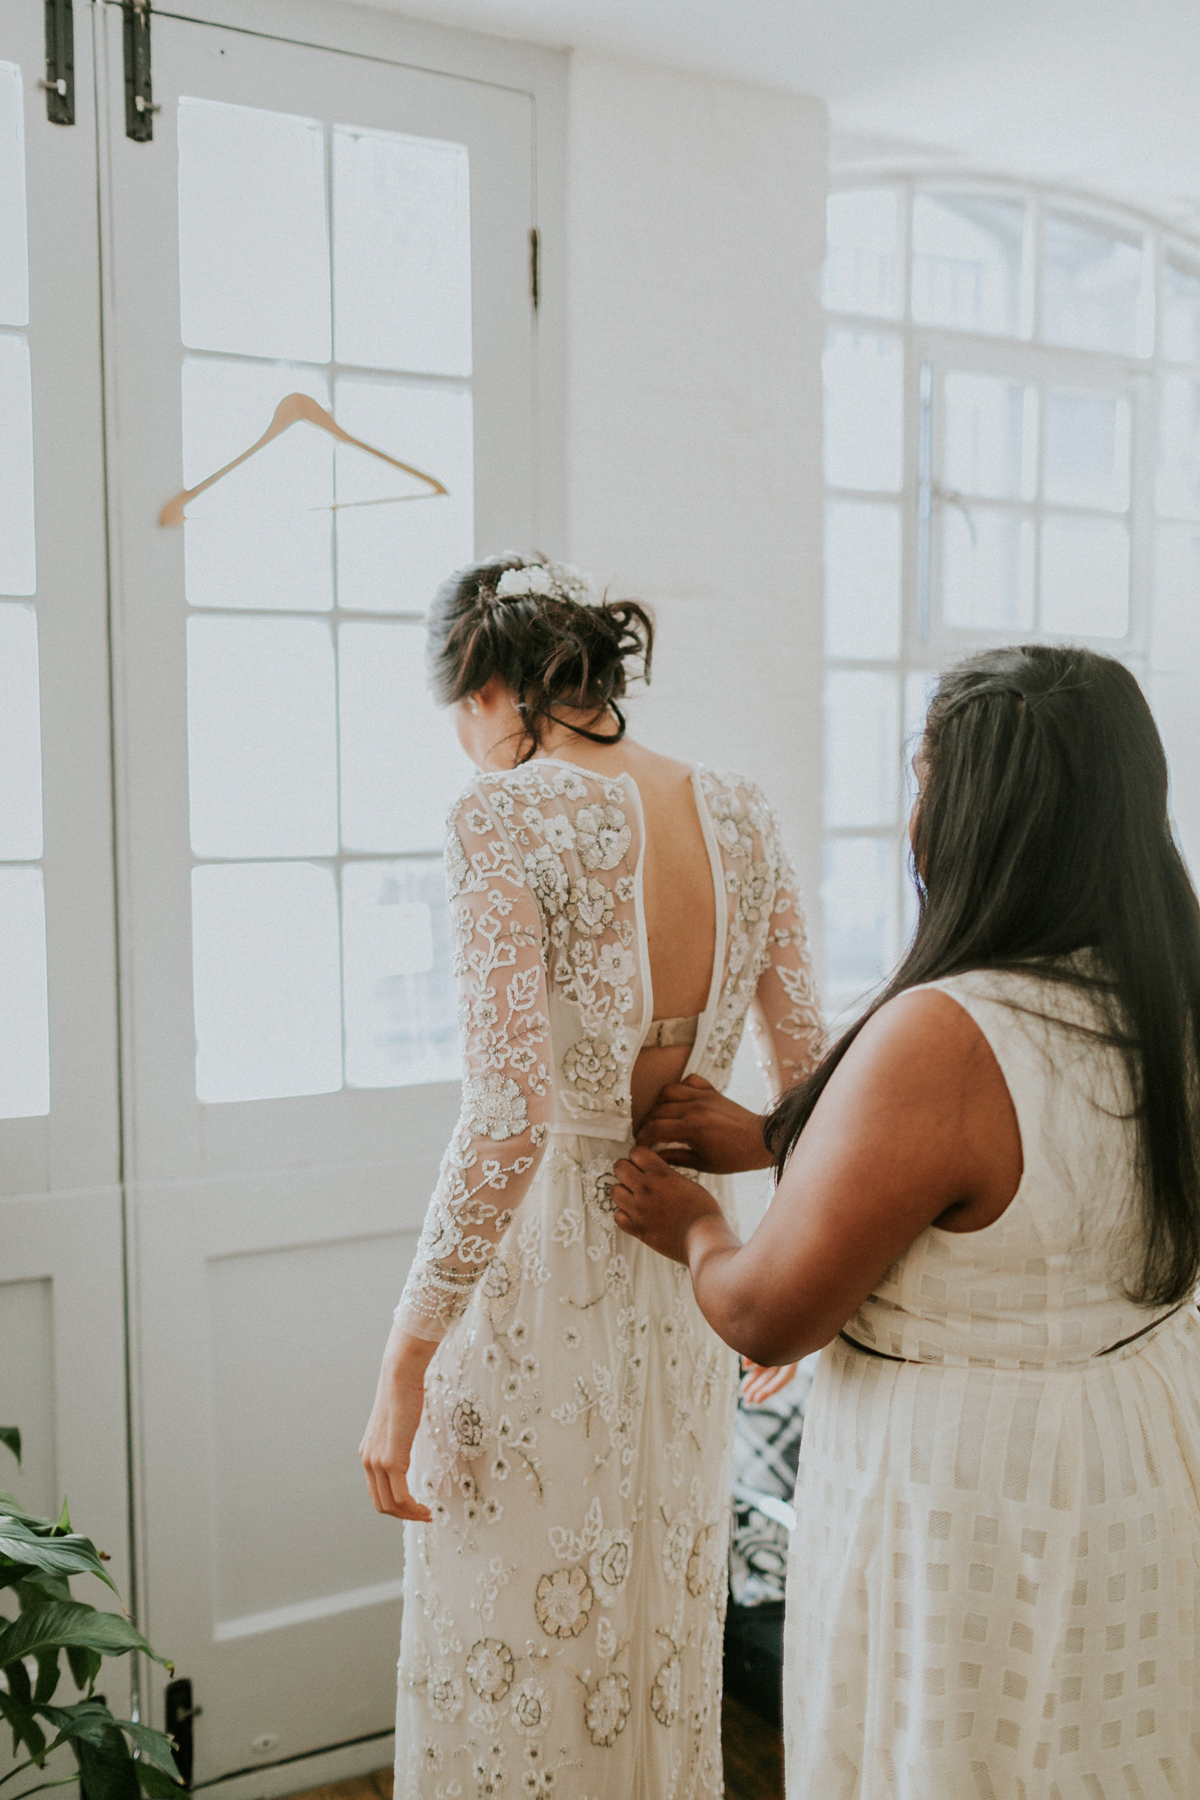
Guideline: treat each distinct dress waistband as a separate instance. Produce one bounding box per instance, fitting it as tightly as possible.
[642,1014,699,1050]
[839,1301,1189,1369]
[547,1119,634,1145]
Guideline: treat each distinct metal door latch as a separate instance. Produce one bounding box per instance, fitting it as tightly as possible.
[42,0,74,125]
[122,0,160,142]
[164,1677,202,1788]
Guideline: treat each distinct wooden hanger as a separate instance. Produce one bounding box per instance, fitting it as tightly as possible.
[158,391,447,526]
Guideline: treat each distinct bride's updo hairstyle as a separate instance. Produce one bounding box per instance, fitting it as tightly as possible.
[427,554,653,761]
[765,642,1200,1308]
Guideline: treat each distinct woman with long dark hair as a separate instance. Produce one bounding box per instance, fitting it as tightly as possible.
[614,644,1200,1797]
[359,556,822,1795]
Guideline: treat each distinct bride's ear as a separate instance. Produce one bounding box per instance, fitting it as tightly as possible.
[472,672,510,713]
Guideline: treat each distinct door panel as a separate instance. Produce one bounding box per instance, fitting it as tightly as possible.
[99,8,539,1782]
[0,0,128,1723]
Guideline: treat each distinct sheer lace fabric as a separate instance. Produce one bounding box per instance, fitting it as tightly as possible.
[783,969,1200,1800]
[395,761,821,1797]
[396,762,821,1342]
[394,783,555,1339]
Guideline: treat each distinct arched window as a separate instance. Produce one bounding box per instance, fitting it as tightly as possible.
[821,179,1200,1018]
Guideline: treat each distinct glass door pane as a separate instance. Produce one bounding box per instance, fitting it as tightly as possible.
[824,501,902,658]
[0,60,28,326]
[912,192,1024,337]
[823,328,904,491]
[0,57,47,1121]
[332,126,472,375]
[332,376,474,613]
[824,188,900,319]
[0,331,35,595]
[1041,211,1144,354]
[176,95,481,1103]
[182,358,334,612]
[178,98,331,361]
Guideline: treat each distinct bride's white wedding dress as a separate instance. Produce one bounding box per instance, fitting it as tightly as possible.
[394,757,820,1798]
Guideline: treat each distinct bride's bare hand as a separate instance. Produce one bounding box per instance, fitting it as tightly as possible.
[359,1328,437,1522]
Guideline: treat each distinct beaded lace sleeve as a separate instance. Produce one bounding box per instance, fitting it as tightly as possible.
[750,813,823,1100]
[394,783,554,1343]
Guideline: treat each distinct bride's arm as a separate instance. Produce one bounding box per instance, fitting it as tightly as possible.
[360,783,553,1519]
[748,813,823,1099]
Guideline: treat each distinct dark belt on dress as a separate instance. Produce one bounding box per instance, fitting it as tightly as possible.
[839,1301,1189,1366]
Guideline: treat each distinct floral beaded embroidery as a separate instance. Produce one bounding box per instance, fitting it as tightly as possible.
[396,762,822,1796]
[398,765,822,1340]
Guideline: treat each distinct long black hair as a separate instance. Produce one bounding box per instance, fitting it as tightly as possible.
[765,643,1200,1307]
[426,554,653,764]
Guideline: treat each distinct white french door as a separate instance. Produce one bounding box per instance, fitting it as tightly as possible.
[93,3,550,1789]
[0,0,130,1727]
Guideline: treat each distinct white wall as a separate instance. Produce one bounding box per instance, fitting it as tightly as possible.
[561,50,829,954]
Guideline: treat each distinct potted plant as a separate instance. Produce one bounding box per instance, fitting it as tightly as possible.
[0,1428,183,1800]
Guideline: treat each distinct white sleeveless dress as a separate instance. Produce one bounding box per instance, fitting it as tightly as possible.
[392,759,822,1798]
[783,967,1200,1800]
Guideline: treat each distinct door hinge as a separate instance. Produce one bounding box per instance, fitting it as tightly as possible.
[164,1677,202,1788]
[122,0,159,142]
[530,227,540,311]
[41,0,74,126]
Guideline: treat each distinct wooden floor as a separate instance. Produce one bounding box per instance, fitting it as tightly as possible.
[720,1694,785,1799]
[282,1696,784,1800]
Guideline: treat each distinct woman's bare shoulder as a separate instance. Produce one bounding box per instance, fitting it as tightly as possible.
[849,986,991,1069]
[828,988,1013,1137]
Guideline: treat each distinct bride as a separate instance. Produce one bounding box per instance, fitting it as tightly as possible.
[359,555,822,1797]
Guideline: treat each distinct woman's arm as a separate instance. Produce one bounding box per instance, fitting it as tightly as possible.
[613,988,1022,1366]
[636,1074,773,1172]
[361,784,553,1519]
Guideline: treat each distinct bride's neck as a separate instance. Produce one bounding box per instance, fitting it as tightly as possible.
[529,704,625,766]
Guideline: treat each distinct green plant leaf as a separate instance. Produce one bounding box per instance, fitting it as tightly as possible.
[32,1652,59,1709]
[65,1645,101,1694]
[0,1432,19,1467]
[38,1701,119,1750]
[0,1604,170,1672]
[0,1498,56,1534]
[0,1520,117,1594]
[35,1706,139,1800]
[4,1659,33,1711]
[72,1723,139,1800]
[120,1725,181,1785]
[133,1764,183,1798]
[13,1574,72,1608]
[0,1680,47,1766]
[0,1498,73,1542]
[37,1707,182,1790]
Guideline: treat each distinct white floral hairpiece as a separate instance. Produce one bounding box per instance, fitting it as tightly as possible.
[493,561,594,604]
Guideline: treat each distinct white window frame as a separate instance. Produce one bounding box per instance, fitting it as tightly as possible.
[821,174,1200,1017]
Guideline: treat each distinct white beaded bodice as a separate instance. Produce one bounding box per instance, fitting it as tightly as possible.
[396,759,821,1341]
